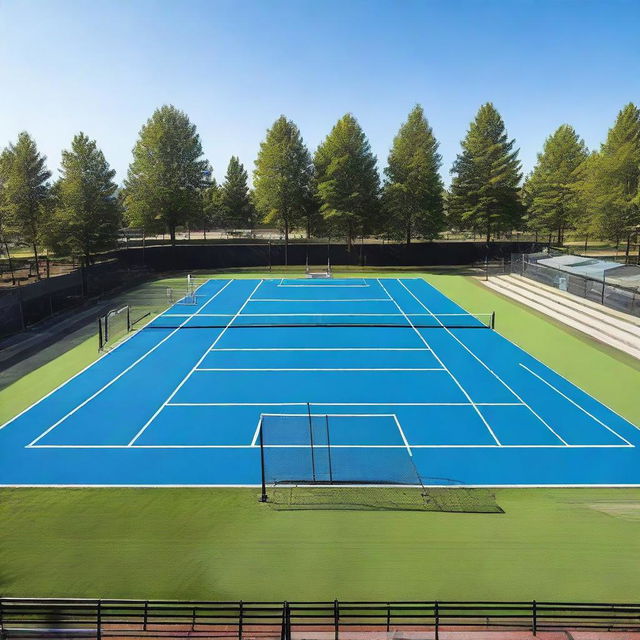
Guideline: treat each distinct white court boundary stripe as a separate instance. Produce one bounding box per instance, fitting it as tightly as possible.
[28,443,631,450]
[126,280,264,447]
[194,368,445,372]
[23,280,234,447]
[210,348,431,351]
[398,279,571,447]
[166,402,526,407]
[249,298,392,302]
[378,278,503,447]
[519,363,633,446]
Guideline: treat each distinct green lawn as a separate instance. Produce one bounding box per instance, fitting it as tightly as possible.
[1,270,640,601]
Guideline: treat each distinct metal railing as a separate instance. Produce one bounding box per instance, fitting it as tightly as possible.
[1,598,640,639]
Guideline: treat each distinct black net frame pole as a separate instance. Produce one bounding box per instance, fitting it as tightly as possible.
[259,418,268,502]
[325,414,333,484]
[491,311,495,330]
[98,316,104,351]
[307,403,316,482]
[126,305,131,333]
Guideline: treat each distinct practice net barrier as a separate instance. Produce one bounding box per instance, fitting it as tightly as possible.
[143,311,496,330]
[258,409,503,513]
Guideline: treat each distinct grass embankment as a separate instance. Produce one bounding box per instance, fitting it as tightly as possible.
[1,270,639,601]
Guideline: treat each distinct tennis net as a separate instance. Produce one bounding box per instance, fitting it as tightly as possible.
[141,311,495,330]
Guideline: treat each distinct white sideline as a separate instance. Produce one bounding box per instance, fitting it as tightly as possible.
[519,363,633,447]
[126,280,264,446]
[23,280,234,447]
[377,279,503,447]
[398,279,571,447]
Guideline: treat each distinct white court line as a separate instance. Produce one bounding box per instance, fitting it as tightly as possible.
[194,368,445,372]
[211,348,431,352]
[25,280,234,448]
[398,279,571,447]
[28,443,632,450]
[249,298,392,302]
[164,313,430,317]
[166,401,526,407]
[391,414,411,456]
[126,280,264,447]
[377,279,503,447]
[519,363,634,447]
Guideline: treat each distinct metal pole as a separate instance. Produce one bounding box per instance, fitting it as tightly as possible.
[532,600,537,636]
[259,418,268,502]
[307,403,316,482]
[434,601,439,640]
[325,414,333,484]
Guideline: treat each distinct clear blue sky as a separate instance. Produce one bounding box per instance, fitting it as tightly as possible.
[0,0,638,186]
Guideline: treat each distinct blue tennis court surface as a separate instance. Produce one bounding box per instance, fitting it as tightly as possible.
[1,276,639,486]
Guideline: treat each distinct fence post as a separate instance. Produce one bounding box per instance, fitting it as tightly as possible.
[434,601,439,640]
[385,603,390,633]
[96,600,102,640]
[191,606,196,632]
[334,600,339,640]
[601,273,606,306]
[532,600,537,636]
[238,601,243,640]
[143,600,148,631]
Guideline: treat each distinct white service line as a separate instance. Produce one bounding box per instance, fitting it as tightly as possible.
[398,279,571,447]
[377,279,503,447]
[166,401,526,407]
[249,298,392,302]
[519,363,634,447]
[194,367,445,372]
[126,280,264,447]
[25,280,234,448]
[210,348,432,352]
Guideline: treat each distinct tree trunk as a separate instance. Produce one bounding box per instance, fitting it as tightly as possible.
[32,242,41,280]
[625,233,631,259]
[169,225,176,247]
[2,235,16,285]
[406,224,411,247]
[485,222,491,243]
[584,235,589,254]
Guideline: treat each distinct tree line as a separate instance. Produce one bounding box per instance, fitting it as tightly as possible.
[1,101,639,278]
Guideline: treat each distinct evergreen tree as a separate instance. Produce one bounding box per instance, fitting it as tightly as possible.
[253,116,314,255]
[383,105,444,245]
[49,133,120,264]
[221,156,253,228]
[201,176,225,237]
[576,104,640,253]
[314,114,380,248]
[523,125,588,244]
[0,150,17,284]
[0,132,51,278]
[124,105,208,245]
[449,103,522,241]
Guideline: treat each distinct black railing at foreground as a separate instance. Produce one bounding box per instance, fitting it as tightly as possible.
[1,599,640,640]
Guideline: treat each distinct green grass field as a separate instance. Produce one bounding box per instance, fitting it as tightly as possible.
[2,270,640,601]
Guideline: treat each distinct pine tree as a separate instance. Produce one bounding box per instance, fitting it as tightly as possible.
[0,150,17,284]
[49,133,120,264]
[124,105,208,245]
[221,156,253,228]
[577,104,640,253]
[523,125,588,244]
[383,105,444,245]
[253,116,314,257]
[449,103,522,241]
[314,114,380,248]
[201,176,225,238]
[0,132,51,278]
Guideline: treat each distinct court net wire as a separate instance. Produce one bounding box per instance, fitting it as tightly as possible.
[141,311,496,330]
[258,406,503,513]
[98,306,130,350]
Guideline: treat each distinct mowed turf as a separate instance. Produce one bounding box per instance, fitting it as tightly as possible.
[1,270,640,601]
